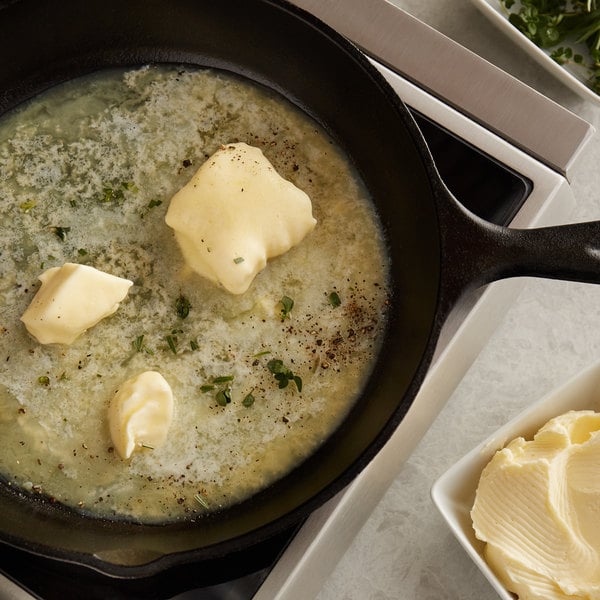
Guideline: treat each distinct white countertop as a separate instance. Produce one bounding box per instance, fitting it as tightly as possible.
[317,1,600,599]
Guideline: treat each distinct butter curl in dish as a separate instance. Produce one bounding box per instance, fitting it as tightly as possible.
[165,142,316,294]
[471,410,600,600]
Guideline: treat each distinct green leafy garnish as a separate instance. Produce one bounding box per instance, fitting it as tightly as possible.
[216,388,232,406]
[212,375,234,384]
[328,291,341,308]
[242,393,256,407]
[148,199,162,209]
[279,295,294,320]
[38,375,50,386]
[132,334,154,355]
[100,181,137,204]
[200,384,215,393]
[19,199,37,213]
[175,294,191,319]
[190,339,199,351]
[50,226,70,241]
[267,359,303,392]
[233,256,245,264]
[166,335,178,354]
[500,0,600,93]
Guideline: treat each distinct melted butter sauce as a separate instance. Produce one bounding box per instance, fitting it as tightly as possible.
[0,65,389,521]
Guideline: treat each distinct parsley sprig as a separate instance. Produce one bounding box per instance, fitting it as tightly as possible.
[501,0,600,93]
[267,359,303,392]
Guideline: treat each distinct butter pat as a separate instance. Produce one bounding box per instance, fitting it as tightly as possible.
[108,371,174,460]
[471,410,600,600]
[165,142,316,294]
[21,263,133,345]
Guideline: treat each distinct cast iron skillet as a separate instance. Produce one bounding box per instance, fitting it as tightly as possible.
[1,0,600,580]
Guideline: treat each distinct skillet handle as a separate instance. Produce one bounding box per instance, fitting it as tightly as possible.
[438,190,600,308]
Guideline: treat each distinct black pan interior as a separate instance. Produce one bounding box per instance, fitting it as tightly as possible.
[0,0,442,575]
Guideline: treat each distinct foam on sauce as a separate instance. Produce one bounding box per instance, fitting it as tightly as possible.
[0,65,389,521]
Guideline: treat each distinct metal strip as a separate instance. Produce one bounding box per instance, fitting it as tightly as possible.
[288,0,594,179]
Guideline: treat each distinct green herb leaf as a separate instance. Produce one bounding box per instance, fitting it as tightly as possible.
[233,256,245,264]
[266,359,302,392]
[38,375,50,387]
[50,226,70,241]
[19,199,37,213]
[213,375,234,384]
[166,335,178,354]
[328,291,341,308]
[175,294,191,319]
[190,339,199,351]
[200,384,215,393]
[242,393,255,407]
[133,335,145,353]
[216,388,232,406]
[279,295,294,320]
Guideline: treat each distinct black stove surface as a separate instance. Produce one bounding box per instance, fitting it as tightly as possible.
[0,109,532,600]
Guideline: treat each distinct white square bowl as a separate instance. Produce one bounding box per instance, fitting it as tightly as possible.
[431,359,600,599]
[470,0,600,106]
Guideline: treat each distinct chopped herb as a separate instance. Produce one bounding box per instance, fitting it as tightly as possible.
[213,375,234,384]
[100,181,136,204]
[51,226,70,241]
[77,248,88,256]
[267,359,303,392]
[500,0,600,94]
[216,388,232,406]
[194,493,209,509]
[253,350,272,358]
[233,256,245,264]
[166,335,178,354]
[200,384,215,393]
[190,339,199,351]
[148,199,162,209]
[175,294,191,319]
[38,375,50,387]
[242,393,255,407]
[69,199,77,208]
[279,295,294,320]
[132,334,154,355]
[19,199,37,213]
[133,335,145,352]
[328,291,341,308]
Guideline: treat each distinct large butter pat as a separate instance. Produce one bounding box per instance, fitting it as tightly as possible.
[165,142,316,294]
[471,410,600,600]
[108,371,174,460]
[21,263,133,345]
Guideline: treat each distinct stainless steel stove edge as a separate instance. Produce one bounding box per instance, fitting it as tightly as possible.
[289,0,594,181]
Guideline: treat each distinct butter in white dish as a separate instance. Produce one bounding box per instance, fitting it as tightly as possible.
[165,142,317,295]
[471,410,600,600]
[108,371,174,460]
[20,263,133,345]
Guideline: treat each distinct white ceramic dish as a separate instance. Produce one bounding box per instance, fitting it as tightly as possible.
[431,358,600,599]
[470,0,600,106]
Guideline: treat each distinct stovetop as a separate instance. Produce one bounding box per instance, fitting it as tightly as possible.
[0,104,539,600]
[0,2,593,599]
